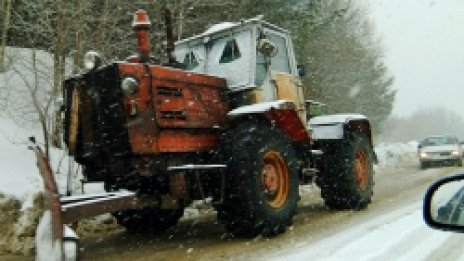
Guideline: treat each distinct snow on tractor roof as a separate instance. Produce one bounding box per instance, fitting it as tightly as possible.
[175,16,290,46]
[203,22,238,35]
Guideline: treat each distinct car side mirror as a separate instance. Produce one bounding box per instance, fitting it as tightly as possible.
[297,65,305,77]
[424,173,464,232]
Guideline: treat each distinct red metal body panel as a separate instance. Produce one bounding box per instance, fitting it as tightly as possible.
[125,129,218,153]
[265,108,309,142]
[157,130,218,152]
[119,63,153,113]
[118,63,228,154]
[150,65,228,128]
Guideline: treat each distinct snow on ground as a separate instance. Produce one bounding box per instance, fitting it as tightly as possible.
[268,202,454,261]
[0,117,41,201]
[374,141,418,170]
[0,116,71,206]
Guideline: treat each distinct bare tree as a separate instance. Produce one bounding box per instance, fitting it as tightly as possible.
[3,0,76,155]
[0,0,13,72]
[379,108,464,143]
[6,48,55,157]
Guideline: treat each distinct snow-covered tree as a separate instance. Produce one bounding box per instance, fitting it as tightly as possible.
[302,0,395,131]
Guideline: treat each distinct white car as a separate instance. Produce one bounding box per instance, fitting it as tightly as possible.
[418,135,463,169]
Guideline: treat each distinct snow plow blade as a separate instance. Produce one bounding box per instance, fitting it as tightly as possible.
[60,192,155,223]
[29,137,157,260]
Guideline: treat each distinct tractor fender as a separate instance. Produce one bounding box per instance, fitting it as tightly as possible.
[227,100,309,143]
[309,113,377,162]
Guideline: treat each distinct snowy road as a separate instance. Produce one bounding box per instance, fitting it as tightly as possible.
[270,202,463,261]
[73,159,464,261]
[265,161,464,261]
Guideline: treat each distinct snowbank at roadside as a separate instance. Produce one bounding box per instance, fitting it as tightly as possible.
[374,141,419,170]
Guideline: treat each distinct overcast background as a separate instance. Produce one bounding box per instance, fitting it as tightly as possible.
[368,0,464,118]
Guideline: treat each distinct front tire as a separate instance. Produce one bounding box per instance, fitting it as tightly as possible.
[217,121,300,237]
[316,132,374,210]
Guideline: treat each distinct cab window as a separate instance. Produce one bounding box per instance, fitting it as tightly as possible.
[219,39,241,64]
[268,33,290,73]
[183,51,199,70]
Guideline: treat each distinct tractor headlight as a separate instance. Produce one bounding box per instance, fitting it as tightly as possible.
[83,51,102,71]
[452,150,460,156]
[121,77,139,95]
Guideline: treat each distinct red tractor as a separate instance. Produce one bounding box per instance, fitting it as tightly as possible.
[33,9,376,259]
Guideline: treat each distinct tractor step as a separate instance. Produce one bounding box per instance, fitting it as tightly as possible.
[301,167,318,183]
[167,164,227,172]
[167,164,227,207]
[303,167,318,176]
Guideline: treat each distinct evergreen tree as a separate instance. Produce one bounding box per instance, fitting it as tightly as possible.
[302,0,395,130]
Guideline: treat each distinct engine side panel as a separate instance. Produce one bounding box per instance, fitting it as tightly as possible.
[150,65,228,128]
[118,63,229,154]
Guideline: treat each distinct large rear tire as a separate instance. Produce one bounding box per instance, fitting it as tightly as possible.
[316,132,374,210]
[217,121,300,237]
[113,208,184,234]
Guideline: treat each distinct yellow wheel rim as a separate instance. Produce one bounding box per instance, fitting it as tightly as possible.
[261,150,289,208]
[355,149,369,190]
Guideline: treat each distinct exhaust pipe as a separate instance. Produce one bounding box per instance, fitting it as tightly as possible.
[132,9,151,63]
[164,8,176,64]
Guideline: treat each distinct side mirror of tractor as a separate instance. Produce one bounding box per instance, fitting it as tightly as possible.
[258,38,278,57]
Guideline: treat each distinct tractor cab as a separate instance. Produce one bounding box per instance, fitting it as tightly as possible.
[174,17,307,122]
